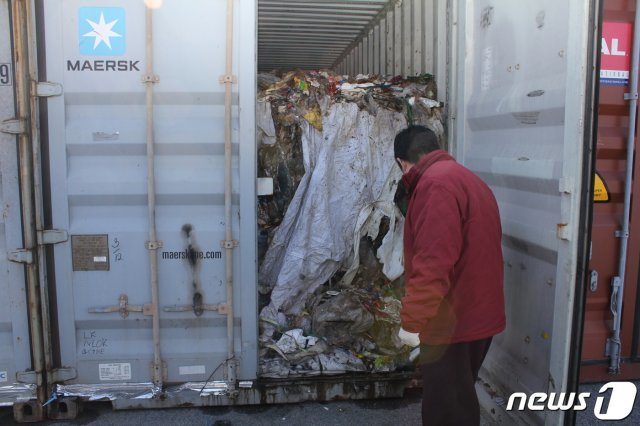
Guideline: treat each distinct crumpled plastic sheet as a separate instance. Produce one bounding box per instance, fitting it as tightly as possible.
[0,384,36,406]
[312,292,374,346]
[55,383,159,401]
[165,381,229,397]
[259,101,408,333]
[274,328,319,354]
[258,72,282,90]
[56,382,238,401]
[339,170,405,287]
[260,348,366,378]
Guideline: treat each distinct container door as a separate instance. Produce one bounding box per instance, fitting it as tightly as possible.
[581,0,640,382]
[452,0,596,424]
[0,0,34,404]
[41,0,257,387]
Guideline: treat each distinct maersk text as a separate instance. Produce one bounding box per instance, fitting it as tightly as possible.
[67,60,140,72]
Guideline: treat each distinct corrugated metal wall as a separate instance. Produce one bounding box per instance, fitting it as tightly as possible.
[336,0,438,75]
[258,0,448,91]
[258,0,391,72]
[334,0,448,91]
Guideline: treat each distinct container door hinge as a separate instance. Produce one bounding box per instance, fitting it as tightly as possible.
[219,74,237,84]
[8,249,34,264]
[590,270,598,292]
[624,92,638,101]
[50,367,77,383]
[615,230,629,238]
[559,177,574,194]
[37,229,68,245]
[36,81,63,97]
[556,223,571,241]
[16,371,37,384]
[1,118,26,135]
[221,239,238,249]
[145,240,163,250]
[142,74,159,84]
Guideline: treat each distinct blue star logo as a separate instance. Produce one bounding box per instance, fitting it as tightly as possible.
[79,7,125,56]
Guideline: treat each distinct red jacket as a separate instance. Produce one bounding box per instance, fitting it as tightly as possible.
[400,150,505,345]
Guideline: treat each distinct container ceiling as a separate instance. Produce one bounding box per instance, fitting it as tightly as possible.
[258,0,394,72]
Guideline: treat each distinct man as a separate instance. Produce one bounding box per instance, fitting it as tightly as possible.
[394,125,505,425]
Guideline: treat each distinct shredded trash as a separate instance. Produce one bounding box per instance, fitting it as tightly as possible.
[257,69,445,378]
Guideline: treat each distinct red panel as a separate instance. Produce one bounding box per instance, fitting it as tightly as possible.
[580,0,640,382]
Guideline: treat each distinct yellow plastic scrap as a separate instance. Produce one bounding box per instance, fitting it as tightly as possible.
[303,108,323,131]
[293,76,309,95]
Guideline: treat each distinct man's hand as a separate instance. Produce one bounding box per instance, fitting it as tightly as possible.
[398,327,420,347]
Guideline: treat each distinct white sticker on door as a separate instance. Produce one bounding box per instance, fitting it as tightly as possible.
[179,365,206,375]
[0,371,7,382]
[98,363,131,381]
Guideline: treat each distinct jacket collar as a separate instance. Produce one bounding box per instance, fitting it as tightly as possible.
[401,149,455,195]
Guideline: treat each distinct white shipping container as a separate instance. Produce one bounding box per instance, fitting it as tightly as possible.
[1,0,598,424]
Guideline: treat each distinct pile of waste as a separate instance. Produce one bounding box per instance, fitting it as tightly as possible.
[256,70,444,377]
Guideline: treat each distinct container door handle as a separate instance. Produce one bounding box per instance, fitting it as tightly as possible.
[589,270,598,292]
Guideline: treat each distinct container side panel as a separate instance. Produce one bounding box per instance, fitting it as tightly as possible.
[378,20,386,76]
[455,0,592,423]
[335,0,444,79]
[402,0,413,76]
[393,2,403,76]
[385,13,394,75]
[373,24,381,75]
[43,0,257,384]
[368,30,375,73]
[434,0,447,100]
[0,0,32,395]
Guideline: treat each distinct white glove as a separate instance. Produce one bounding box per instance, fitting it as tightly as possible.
[398,327,420,347]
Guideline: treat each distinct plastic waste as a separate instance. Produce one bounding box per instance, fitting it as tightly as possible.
[256,69,445,377]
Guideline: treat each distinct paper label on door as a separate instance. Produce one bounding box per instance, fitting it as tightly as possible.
[0,371,7,382]
[179,365,206,375]
[99,363,131,381]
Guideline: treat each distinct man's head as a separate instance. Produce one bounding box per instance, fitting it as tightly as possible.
[394,125,440,173]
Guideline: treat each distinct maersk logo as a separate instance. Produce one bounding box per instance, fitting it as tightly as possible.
[79,7,125,56]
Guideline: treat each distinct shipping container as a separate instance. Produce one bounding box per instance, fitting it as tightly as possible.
[580,0,640,383]
[0,0,602,424]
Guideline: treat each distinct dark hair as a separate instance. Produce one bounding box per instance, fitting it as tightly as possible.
[394,125,440,163]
